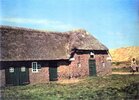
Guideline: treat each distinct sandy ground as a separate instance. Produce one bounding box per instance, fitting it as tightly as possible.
[112,72,139,75]
[57,78,82,84]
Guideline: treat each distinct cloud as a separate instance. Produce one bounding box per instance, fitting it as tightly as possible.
[0,17,75,31]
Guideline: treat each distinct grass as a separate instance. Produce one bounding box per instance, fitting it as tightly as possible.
[1,75,139,100]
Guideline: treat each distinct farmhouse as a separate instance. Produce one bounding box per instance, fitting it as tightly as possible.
[0,26,112,86]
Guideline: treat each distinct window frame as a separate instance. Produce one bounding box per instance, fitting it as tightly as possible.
[21,66,26,72]
[32,62,38,73]
[9,67,14,73]
[90,52,95,59]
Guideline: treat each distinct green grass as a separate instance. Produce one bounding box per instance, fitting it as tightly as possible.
[1,75,139,100]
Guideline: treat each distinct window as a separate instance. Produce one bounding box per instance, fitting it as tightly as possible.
[21,66,26,72]
[90,52,95,58]
[9,67,14,73]
[32,62,38,73]
[90,55,94,58]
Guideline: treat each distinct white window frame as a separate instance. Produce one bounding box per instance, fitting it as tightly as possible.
[9,67,14,73]
[32,62,38,73]
[90,52,95,58]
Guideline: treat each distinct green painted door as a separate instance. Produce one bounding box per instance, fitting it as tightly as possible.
[49,63,58,81]
[5,67,19,85]
[19,66,29,85]
[5,67,29,86]
[89,60,97,76]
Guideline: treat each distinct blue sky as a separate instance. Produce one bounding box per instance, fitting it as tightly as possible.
[0,0,139,49]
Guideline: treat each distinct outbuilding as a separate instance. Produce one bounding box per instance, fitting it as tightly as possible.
[0,26,112,86]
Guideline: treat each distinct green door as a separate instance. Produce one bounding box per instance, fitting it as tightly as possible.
[89,60,97,76]
[19,66,29,85]
[49,63,58,81]
[5,66,29,86]
[5,67,19,85]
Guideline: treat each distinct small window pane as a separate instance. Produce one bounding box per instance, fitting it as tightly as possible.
[90,52,95,58]
[90,55,94,58]
[33,63,36,67]
[21,67,26,72]
[9,67,14,73]
[33,65,36,69]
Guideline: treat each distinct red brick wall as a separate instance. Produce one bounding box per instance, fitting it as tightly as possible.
[29,67,49,84]
[0,70,5,87]
[58,53,90,79]
[58,53,111,79]
[95,54,112,76]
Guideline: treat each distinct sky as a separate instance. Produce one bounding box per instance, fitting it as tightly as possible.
[0,0,139,49]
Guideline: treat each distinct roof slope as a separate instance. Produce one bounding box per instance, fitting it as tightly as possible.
[0,26,108,61]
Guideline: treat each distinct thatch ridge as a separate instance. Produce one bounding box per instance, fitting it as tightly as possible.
[0,25,108,61]
[0,25,67,34]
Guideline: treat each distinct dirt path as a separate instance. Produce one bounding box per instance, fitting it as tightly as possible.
[112,72,139,75]
[57,78,82,84]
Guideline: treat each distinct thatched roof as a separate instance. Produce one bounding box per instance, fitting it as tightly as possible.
[0,26,108,61]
